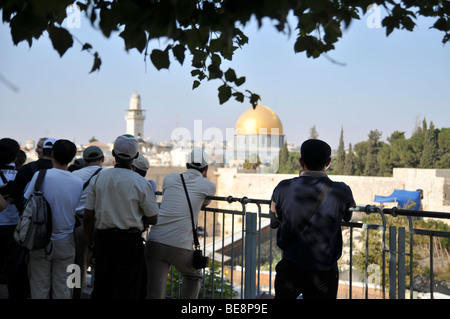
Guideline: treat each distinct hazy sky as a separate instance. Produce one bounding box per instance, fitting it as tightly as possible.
[1,8,449,150]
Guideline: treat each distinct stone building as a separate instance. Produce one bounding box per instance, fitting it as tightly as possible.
[125,92,146,139]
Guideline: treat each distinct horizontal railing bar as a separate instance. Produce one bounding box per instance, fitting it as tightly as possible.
[203,207,245,216]
[383,207,450,220]
[412,228,450,238]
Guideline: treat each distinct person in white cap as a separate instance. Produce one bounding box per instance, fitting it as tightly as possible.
[84,134,159,299]
[145,148,216,299]
[132,153,157,193]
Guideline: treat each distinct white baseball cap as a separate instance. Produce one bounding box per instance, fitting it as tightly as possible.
[187,148,209,169]
[113,134,138,160]
[42,138,57,149]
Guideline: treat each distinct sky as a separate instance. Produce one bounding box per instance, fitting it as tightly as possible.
[1,7,449,151]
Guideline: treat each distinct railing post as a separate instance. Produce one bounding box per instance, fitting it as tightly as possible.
[398,227,406,299]
[244,212,257,299]
[389,226,397,299]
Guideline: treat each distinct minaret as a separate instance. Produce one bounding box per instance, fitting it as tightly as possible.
[125,93,146,139]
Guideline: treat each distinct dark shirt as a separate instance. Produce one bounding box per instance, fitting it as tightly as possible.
[9,158,53,212]
[271,172,355,271]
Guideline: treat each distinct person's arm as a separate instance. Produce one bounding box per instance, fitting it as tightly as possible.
[270,200,281,229]
[143,215,158,227]
[201,182,216,208]
[84,208,96,267]
[343,186,356,222]
[343,204,355,222]
[142,183,159,227]
[0,195,7,212]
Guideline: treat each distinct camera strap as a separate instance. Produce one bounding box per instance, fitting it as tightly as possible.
[180,174,200,249]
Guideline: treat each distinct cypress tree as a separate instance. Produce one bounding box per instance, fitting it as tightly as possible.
[420,121,439,168]
[335,127,346,174]
[277,141,289,173]
[344,143,356,175]
[364,130,382,176]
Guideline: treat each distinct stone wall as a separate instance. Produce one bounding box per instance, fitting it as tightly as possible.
[214,167,450,213]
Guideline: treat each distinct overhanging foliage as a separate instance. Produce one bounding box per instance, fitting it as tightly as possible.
[1,0,449,105]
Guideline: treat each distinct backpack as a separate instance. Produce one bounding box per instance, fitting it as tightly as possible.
[14,169,53,252]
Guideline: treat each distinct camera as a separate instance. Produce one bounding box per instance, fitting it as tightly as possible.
[193,249,209,269]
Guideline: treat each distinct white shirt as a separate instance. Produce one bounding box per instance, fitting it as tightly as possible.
[71,165,102,216]
[24,168,83,240]
[84,167,159,230]
[147,169,216,250]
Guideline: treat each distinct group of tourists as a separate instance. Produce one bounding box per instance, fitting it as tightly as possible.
[1,135,354,300]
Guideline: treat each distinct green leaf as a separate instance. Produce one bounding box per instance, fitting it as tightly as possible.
[150,49,170,70]
[224,68,236,82]
[218,84,232,104]
[250,93,260,107]
[89,52,102,73]
[433,18,449,32]
[120,26,147,53]
[81,43,92,51]
[172,44,186,65]
[234,76,246,86]
[192,80,201,90]
[208,63,222,79]
[232,92,244,102]
[48,25,73,57]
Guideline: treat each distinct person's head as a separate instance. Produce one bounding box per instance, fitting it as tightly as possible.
[416,189,424,199]
[15,150,27,168]
[35,137,47,158]
[132,154,149,177]
[51,139,77,166]
[186,148,209,175]
[83,146,104,165]
[68,158,87,172]
[112,134,139,165]
[299,139,332,171]
[42,138,57,158]
[0,138,20,165]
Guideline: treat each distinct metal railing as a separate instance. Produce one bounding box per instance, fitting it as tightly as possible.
[153,192,450,299]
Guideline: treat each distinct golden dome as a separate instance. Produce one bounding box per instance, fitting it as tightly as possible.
[235,102,284,135]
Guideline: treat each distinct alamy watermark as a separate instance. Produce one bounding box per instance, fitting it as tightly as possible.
[67,264,82,288]
[66,4,81,29]
[63,3,383,31]
[366,4,382,29]
[170,120,281,172]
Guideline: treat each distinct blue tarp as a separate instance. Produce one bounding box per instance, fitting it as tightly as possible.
[374,189,421,210]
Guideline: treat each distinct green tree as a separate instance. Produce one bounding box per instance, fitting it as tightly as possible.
[437,128,450,168]
[377,131,406,176]
[420,121,439,168]
[344,143,356,175]
[277,142,300,174]
[2,0,449,105]
[277,141,290,174]
[378,141,392,176]
[334,127,346,174]
[353,141,368,176]
[243,155,261,170]
[364,130,383,176]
